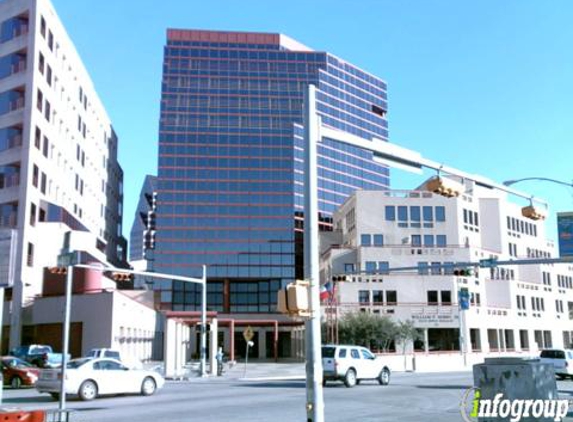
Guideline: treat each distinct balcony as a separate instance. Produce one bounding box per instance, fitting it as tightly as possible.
[0,202,17,228]
[0,172,19,190]
[0,126,23,152]
[8,96,24,112]
[0,16,29,44]
[0,212,17,228]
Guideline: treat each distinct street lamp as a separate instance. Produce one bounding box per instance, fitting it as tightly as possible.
[503,177,573,188]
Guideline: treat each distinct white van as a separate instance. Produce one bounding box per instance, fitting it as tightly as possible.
[540,349,573,379]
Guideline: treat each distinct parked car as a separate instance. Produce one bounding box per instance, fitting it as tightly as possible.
[9,345,66,368]
[322,344,391,387]
[540,349,573,379]
[85,348,121,361]
[36,357,165,401]
[1,356,40,388]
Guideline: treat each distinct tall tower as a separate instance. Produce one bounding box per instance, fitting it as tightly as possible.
[155,29,389,329]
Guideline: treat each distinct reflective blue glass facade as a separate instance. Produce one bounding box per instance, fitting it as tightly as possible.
[156,30,390,312]
[558,213,573,257]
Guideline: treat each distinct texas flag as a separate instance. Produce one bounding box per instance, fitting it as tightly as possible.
[320,281,334,302]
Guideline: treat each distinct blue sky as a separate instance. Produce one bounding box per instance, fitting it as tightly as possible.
[51,0,573,243]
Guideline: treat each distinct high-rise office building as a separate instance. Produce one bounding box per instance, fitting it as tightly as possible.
[0,0,126,348]
[155,29,390,356]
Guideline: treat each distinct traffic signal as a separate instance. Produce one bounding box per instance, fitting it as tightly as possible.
[48,267,67,275]
[453,268,473,277]
[277,280,309,317]
[332,275,350,283]
[425,176,463,198]
[521,205,546,221]
[110,272,134,282]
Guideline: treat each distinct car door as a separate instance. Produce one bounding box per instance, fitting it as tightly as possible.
[360,348,379,379]
[93,360,133,395]
[349,348,364,378]
[553,350,567,373]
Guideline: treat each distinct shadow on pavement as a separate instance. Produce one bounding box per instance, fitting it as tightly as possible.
[3,396,55,404]
[236,381,306,389]
[415,385,471,390]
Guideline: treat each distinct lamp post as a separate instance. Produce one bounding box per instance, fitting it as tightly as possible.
[503,177,573,188]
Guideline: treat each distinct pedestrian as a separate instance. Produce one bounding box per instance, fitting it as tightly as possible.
[216,347,224,376]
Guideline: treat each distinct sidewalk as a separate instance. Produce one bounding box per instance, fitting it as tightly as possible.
[165,361,307,382]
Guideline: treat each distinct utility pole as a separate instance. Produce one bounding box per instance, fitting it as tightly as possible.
[304,84,324,422]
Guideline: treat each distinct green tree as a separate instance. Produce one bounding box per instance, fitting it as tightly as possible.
[337,311,396,351]
[394,319,423,370]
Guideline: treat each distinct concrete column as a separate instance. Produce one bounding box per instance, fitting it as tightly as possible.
[499,329,506,352]
[223,326,229,354]
[164,319,177,378]
[175,322,182,374]
[258,328,266,359]
[424,328,429,353]
[209,318,218,375]
[188,325,197,359]
[480,328,490,353]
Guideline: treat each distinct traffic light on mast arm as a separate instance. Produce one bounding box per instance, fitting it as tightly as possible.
[48,267,67,275]
[109,271,134,282]
[453,268,473,276]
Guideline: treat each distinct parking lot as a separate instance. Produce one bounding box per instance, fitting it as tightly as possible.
[2,368,573,422]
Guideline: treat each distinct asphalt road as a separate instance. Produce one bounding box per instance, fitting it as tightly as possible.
[2,371,573,422]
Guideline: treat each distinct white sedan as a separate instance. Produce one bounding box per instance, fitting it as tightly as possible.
[36,358,165,401]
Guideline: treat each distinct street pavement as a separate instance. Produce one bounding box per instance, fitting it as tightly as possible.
[1,364,573,421]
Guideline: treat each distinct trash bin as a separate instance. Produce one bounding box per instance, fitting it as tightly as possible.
[470,357,568,422]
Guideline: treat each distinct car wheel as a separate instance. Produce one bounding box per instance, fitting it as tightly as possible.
[10,376,22,389]
[322,379,327,387]
[557,374,567,380]
[344,369,357,388]
[378,368,391,386]
[50,393,60,400]
[141,377,157,396]
[79,380,98,401]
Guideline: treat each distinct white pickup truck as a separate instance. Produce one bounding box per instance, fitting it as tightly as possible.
[86,348,121,360]
[85,348,142,369]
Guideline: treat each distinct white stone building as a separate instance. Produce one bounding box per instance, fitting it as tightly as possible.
[0,0,126,349]
[320,178,573,356]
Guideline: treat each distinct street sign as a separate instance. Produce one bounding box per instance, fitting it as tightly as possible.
[458,289,470,311]
[0,229,17,288]
[57,251,79,267]
[243,326,254,342]
[479,258,498,268]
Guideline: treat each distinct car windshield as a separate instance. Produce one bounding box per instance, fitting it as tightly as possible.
[321,347,336,358]
[67,358,92,369]
[4,358,33,368]
[30,346,51,354]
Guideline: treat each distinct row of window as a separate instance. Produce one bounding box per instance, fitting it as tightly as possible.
[358,290,397,305]
[526,248,551,259]
[385,205,446,223]
[507,216,538,237]
[426,290,452,305]
[462,208,479,227]
[557,275,573,289]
